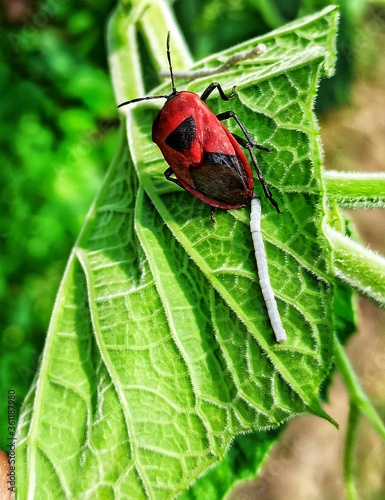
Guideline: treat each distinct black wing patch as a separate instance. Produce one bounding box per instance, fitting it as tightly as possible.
[190,153,249,204]
[165,115,196,152]
[204,152,243,177]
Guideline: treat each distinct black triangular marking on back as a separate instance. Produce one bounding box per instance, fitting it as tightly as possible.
[165,115,196,152]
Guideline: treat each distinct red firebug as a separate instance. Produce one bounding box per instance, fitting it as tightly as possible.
[118,33,280,219]
[118,34,287,342]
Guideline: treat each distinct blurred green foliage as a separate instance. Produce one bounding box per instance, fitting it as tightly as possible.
[0,0,368,451]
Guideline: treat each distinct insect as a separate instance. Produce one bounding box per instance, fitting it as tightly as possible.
[118,33,286,343]
[118,33,280,221]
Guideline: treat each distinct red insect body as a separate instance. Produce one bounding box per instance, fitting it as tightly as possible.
[152,91,254,210]
[117,33,279,216]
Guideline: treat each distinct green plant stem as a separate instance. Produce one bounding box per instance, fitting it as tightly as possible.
[334,337,385,440]
[324,170,385,208]
[107,4,146,104]
[324,225,385,305]
[139,1,192,72]
[344,403,359,500]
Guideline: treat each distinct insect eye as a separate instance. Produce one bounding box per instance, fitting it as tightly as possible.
[165,115,196,152]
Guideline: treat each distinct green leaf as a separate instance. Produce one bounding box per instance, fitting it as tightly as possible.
[16,5,340,498]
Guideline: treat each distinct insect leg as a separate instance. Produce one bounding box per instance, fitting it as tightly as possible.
[164,167,181,186]
[250,194,286,343]
[231,133,270,153]
[200,82,236,102]
[217,111,280,214]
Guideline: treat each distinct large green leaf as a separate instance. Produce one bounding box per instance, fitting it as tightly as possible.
[16,5,339,498]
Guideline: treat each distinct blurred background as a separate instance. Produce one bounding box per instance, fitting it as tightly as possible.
[1,0,384,497]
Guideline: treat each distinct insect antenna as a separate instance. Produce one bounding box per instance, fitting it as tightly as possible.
[166,31,177,95]
[118,32,178,109]
[118,32,177,108]
[117,94,169,108]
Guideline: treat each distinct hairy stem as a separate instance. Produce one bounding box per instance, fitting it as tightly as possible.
[324,170,385,208]
[324,225,385,305]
